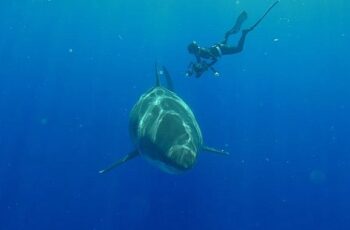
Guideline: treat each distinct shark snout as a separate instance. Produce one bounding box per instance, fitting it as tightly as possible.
[169,145,197,170]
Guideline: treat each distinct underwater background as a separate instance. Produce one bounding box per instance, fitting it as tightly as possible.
[0,0,349,229]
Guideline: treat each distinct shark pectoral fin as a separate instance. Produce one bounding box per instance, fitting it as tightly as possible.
[99,149,139,174]
[202,145,229,156]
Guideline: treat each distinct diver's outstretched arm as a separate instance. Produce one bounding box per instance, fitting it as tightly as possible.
[207,59,220,77]
[208,57,217,66]
[209,66,220,77]
[185,62,194,77]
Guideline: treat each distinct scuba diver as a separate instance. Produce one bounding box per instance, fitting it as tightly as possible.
[186,1,279,78]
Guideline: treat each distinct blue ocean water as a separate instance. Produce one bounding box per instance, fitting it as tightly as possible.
[0,0,349,229]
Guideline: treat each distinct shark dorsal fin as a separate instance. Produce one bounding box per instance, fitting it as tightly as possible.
[155,63,175,91]
[161,66,174,91]
[155,62,161,87]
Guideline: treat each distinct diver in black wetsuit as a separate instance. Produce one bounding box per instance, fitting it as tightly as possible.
[186,1,279,78]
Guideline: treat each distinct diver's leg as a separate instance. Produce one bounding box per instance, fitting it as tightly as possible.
[221,30,250,54]
[223,11,248,44]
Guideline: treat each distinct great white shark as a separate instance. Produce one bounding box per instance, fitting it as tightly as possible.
[99,65,228,174]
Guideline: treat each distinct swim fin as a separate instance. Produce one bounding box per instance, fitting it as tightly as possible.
[248,0,279,31]
[226,11,248,36]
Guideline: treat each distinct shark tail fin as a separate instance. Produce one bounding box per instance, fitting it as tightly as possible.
[202,145,229,156]
[99,149,139,174]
